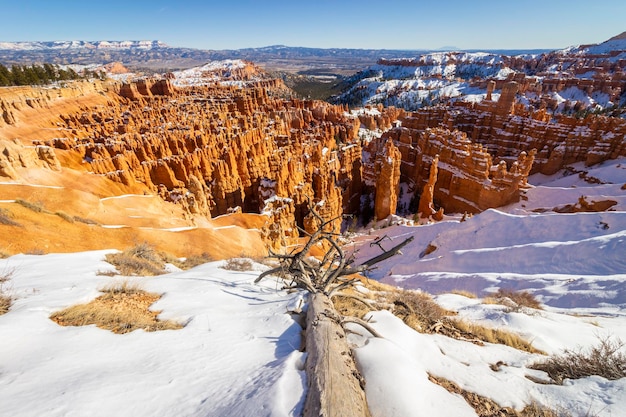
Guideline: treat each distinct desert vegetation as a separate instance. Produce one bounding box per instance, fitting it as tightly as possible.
[0,208,22,227]
[49,281,183,334]
[332,283,542,353]
[0,267,13,315]
[484,288,543,311]
[429,374,585,417]
[104,244,219,276]
[221,257,254,271]
[530,336,626,384]
[105,243,168,276]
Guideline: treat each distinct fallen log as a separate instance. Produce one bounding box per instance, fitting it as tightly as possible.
[303,292,371,417]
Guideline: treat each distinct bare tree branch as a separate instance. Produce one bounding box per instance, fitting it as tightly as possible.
[341,317,383,338]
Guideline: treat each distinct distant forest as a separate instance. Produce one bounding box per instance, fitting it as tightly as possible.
[0,63,105,86]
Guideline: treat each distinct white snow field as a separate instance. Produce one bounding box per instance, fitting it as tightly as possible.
[1,158,625,417]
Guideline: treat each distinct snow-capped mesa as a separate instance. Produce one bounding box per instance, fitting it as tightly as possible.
[171,60,266,86]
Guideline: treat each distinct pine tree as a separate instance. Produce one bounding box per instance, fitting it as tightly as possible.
[10,65,26,86]
[32,64,49,84]
[0,64,11,86]
[43,63,57,81]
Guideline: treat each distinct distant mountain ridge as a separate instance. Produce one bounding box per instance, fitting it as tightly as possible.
[0,40,168,51]
[0,40,548,72]
[0,34,622,73]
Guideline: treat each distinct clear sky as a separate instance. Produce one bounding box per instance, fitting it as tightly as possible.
[1,0,625,50]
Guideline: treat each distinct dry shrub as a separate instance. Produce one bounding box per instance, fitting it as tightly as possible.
[332,284,377,319]
[487,288,542,310]
[429,374,575,417]
[50,281,183,334]
[387,289,452,332]
[105,243,166,276]
[96,270,118,277]
[15,199,45,213]
[55,211,75,223]
[530,336,626,384]
[221,258,254,271]
[0,293,10,315]
[73,215,98,225]
[451,289,478,299]
[331,279,540,353]
[179,252,214,269]
[0,208,22,227]
[452,319,543,354]
[0,268,14,315]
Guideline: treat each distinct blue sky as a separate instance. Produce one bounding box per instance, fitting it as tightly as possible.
[1,0,624,50]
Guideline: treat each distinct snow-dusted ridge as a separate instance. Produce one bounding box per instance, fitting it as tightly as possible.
[0,40,168,51]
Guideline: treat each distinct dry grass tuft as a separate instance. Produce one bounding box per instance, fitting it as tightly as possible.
[530,336,626,384]
[221,258,254,271]
[0,208,22,227]
[451,289,478,299]
[386,288,453,332]
[429,374,577,417]
[55,211,75,223]
[332,284,377,319]
[178,252,214,269]
[332,279,541,353]
[0,268,14,315]
[161,251,215,270]
[105,243,166,276]
[451,319,543,354]
[15,199,46,213]
[486,288,542,310]
[50,281,183,334]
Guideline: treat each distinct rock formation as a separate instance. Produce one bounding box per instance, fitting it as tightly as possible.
[377,125,534,214]
[417,155,444,220]
[402,101,626,175]
[373,139,401,220]
[34,79,360,247]
[6,51,622,251]
[0,139,62,179]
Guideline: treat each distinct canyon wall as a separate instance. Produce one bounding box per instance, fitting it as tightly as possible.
[7,71,621,249]
[402,86,626,175]
[35,80,361,248]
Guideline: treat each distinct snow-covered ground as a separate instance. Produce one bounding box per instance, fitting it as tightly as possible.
[1,158,625,416]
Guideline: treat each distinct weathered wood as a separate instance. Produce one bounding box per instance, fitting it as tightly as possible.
[303,293,371,417]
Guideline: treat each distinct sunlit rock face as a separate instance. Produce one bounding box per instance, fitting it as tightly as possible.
[35,78,361,246]
[9,53,623,250]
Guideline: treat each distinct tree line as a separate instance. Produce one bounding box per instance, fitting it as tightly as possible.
[0,63,106,87]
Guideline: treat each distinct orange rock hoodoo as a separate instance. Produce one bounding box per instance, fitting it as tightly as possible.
[10,62,621,251]
[38,80,361,247]
[377,125,535,214]
[402,98,626,176]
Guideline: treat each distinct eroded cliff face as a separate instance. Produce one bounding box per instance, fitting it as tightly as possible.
[33,79,360,248]
[377,126,535,214]
[4,61,622,252]
[402,90,626,176]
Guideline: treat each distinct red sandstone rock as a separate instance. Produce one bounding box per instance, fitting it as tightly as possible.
[374,139,402,220]
[418,155,444,220]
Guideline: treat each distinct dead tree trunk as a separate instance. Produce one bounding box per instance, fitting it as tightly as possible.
[303,293,371,417]
[256,204,411,416]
